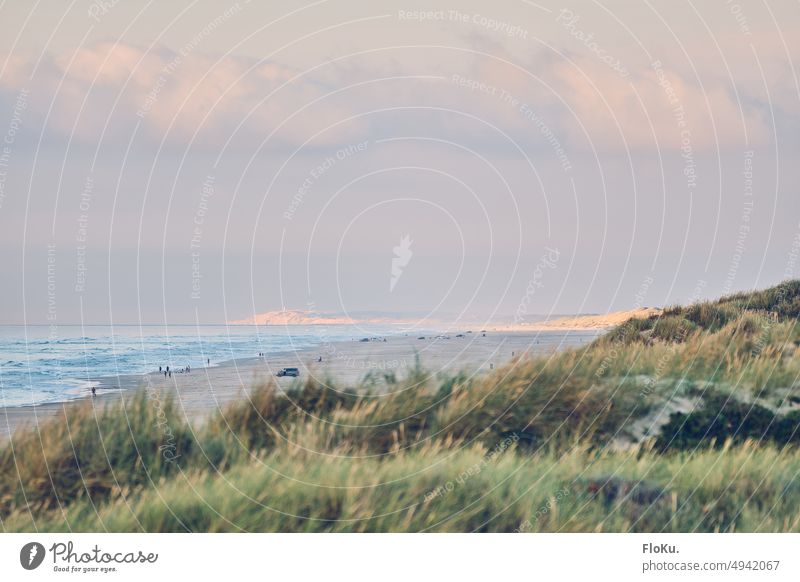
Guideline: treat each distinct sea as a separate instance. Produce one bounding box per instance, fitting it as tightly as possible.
[0,324,407,407]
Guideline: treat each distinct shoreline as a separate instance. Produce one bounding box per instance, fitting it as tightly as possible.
[0,329,603,440]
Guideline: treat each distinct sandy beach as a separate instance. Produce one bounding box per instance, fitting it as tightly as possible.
[0,329,600,440]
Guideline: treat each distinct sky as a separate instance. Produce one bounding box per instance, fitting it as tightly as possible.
[0,0,798,325]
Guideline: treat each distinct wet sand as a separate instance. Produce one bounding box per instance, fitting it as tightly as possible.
[0,329,601,440]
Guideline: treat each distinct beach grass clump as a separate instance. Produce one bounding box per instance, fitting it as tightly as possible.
[326,391,438,454]
[0,390,192,516]
[651,315,696,343]
[433,355,647,450]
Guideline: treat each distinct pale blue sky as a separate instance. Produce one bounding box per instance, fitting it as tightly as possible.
[1,0,798,324]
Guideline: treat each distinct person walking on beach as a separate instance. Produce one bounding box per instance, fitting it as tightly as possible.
[164,371,167,379]
[207,358,210,366]
[91,387,96,397]
[159,366,162,373]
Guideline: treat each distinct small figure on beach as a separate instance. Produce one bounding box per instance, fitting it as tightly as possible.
[164,371,167,378]
[187,364,190,373]
[207,358,210,365]
[166,366,170,372]
[169,371,172,378]
[318,356,322,362]
[159,366,162,373]
[91,387,96,397]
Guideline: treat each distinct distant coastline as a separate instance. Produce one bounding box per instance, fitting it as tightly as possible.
[486,308,662,332]
[227,308,659,330]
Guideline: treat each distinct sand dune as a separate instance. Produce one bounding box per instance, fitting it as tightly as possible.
[229,309,356,325]
[494,308,662,331]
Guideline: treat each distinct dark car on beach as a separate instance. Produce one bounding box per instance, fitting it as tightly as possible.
[276,367,299,377]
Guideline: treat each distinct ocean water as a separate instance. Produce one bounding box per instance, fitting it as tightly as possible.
[0,324,402,407]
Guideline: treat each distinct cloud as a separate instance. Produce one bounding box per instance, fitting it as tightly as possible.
[0,36,789,155]
[0,41,368,149]
[550,55,770,151]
